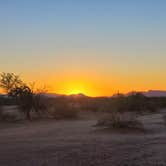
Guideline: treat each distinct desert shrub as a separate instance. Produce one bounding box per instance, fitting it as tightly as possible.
[110,94,127,112]
[0,73,50,120]
[96,94,145,129]
[51,104,78,119]
[146,97,166,111]
[49,98,78,119]
[32,94,49,117]
[97,111,143,129]
[126,93,148,112]
[145,101,158,112]
[9,85,34,120]
[0,73,33,120]
[103,93,158,114]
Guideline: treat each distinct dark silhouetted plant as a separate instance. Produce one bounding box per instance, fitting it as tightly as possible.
[0,73,48,120]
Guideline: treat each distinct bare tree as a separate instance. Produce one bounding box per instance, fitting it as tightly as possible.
[0,73,23,94]
[0,73,49,120]
[29,82,49,115]
[0,73,34,119]
[10,85,33,120]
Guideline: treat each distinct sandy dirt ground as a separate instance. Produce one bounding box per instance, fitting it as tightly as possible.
[0,111,166,166]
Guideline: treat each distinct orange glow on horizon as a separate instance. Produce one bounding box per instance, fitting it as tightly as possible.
[54,80,98,96]
[19,71,166,97]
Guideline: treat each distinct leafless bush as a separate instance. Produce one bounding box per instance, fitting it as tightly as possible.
[97,111,143,129]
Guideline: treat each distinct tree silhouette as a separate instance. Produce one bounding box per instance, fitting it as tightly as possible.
[0,73,46,120]
[0,72,23,93]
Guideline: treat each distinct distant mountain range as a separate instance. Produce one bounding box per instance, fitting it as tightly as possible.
[126,90,166,97]
[43,93,62,98]
[142,90,166,97]
[45,91,166,98]
[1,90,166,98]
[43,93,88,98]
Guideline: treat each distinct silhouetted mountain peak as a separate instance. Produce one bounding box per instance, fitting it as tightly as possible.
[69,93,87,98]
[126,90,166,97]
[143,90,166,97]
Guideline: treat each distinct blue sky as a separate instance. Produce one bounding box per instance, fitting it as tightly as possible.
[0,0,166,95]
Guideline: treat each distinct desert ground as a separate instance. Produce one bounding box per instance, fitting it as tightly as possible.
[0,110,166,166]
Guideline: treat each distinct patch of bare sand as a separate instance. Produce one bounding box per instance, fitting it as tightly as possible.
[0,111,166,166]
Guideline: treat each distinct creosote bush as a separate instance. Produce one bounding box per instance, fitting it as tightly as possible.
[97,111,143,129]
[96,93,146,129]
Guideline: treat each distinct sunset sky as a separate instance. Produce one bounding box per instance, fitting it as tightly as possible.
[0,0,166,96]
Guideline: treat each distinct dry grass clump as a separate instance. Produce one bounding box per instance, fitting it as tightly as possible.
[97,112,143,129]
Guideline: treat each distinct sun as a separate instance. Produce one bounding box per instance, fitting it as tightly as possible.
[64,82,88,95]
[54,79,98,96]
[67,86,86,95]
[68,89,84,95]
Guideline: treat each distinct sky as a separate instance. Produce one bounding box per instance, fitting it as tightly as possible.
[0,0,166,96]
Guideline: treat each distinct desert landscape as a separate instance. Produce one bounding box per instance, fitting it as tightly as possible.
[1,1,166,165]
[1,73,166,166]
[0,106,166,166]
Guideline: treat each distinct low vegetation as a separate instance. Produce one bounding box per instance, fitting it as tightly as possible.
[95,93,154,129]
[0,73,48,120]
[97,111,143,129]
[49,97,78,119]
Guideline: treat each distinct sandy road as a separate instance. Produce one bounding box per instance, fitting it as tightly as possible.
[0,113,166,166]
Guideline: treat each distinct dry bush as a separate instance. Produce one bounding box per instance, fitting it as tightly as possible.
[97,111,143,129]
[49,102,78,119]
